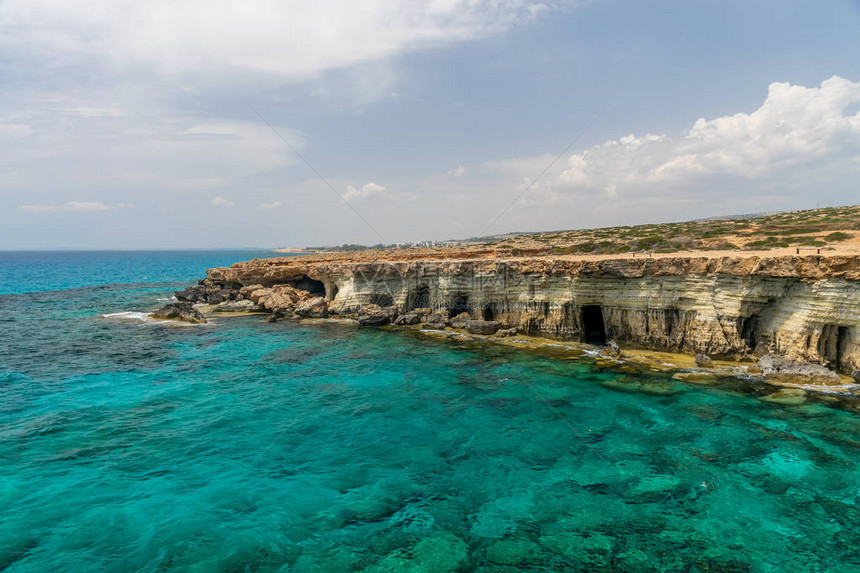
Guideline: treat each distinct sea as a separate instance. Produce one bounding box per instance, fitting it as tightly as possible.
[1,251,859,572]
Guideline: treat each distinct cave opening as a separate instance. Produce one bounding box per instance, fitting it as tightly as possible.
[820,325,851,369]
[411,285,430,310]
[327,284,339,300]
[369,293,395,307]
[837,326,849,369]
[291,275,326,297]
[740,314,761,350]
[581,305,607,345]
[449,296,470,318]
[482,304,496,321]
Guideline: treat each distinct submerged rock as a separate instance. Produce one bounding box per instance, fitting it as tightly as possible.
[152,301,207,324]
[211,299,262,313]
[485,539,542,566]
[760,388,808,405]
[672,370,718,384]
[695,353,714,368]
[357,304,396,326]
[759,354,840,386]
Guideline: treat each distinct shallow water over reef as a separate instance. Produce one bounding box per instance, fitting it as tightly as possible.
[2,252,860,572]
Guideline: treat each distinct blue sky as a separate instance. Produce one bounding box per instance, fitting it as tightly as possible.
[1,0,859,249]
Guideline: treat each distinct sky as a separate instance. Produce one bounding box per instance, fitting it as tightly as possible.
[1,0,859,249]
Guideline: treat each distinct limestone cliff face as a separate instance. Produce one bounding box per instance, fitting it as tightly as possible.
[205,255,860,374]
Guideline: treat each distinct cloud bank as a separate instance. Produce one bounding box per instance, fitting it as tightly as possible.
[556,76,860,197]
[0,1,562,79]
[19,201,134,214]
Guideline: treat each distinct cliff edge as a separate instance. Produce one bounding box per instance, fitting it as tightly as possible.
[182,250,860,379]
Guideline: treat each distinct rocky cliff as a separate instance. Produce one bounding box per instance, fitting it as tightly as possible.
[185,253,860,376]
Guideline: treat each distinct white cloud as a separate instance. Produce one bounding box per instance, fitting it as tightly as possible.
[259,201,282,209]
[0,1,564,79]
[448,165,466,177]
[557,76,860,193]
[211,196,234,207]
[342,182,389,201]
[19,201,133,213]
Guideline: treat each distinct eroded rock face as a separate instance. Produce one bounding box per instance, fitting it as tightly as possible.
[197,253,860,376]
[152,302,207,324]
[759,354,841,386]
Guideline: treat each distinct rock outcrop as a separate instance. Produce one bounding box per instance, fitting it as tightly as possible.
[357,304,397,326]
[152,301,207,324]
[185,252,859,378]
[759,354,841,386]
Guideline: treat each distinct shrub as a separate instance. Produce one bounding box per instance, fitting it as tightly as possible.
[824,232,851,242]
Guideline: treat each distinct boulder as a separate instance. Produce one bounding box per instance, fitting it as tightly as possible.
[152,301,207,324]
[295,297,329,318]
[851,370,860,384]
[695,353,714,368]
[174,284,207,303]
[357,304,397,326]
[394,311,423,326]
[251,284,315,313]
[465,320,502,335]
[423,313,449,329]
[207,288,239,304]
[759,354,840,386]
[600,339,624,359]
[495,328,518,338]
[211,299,263,313]
[450,312,472,329]
[239,284,265,298]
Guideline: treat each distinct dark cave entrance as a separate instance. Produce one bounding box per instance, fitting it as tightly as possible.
[581,305,607,345]
[819,324,851,369]
[482,304,496,321]
[369,293,395,307]
[449,296,470,318]
[291,275,326,297]
[837,326,849,369]
[740,314,762,350]
[411,285,430,310]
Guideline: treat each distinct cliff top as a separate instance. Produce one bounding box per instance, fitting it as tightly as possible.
[270,205,860,265]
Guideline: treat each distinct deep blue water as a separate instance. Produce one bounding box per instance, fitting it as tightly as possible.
[1,251,859,572]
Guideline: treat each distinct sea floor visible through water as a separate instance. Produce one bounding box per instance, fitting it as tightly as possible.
[1,251,860,572]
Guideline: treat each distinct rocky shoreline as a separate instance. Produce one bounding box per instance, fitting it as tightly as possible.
[164,251,860,391]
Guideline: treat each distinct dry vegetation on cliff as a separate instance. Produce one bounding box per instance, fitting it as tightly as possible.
[280,205,859,263]
[487,204,860,257]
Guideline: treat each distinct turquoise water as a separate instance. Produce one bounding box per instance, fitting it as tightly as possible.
[1,252,859,571]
